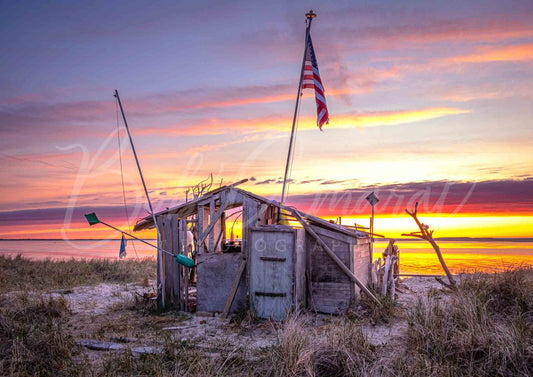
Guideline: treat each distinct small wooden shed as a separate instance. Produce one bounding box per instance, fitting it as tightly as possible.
[133,185,373,319]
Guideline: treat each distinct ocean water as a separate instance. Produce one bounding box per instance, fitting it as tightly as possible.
[374,239,533,274]
[0,239,157,260]
[1,239,532,275]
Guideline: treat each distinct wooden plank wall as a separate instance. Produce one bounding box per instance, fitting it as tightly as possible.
[306,225,357,314]
[196,253,247,313]
[163,215,173,307]
[156,217,162,307]
[180,218,188,311]
[156,216,166,307]
[171,216,181,309]
[157,214,185,310]
[295,228,306,310]
[352,240,371,299]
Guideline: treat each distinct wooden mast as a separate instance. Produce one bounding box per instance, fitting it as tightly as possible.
[280,10,317,210]
[114,90,166,307]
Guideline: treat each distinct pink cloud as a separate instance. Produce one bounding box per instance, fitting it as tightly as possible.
[326,14,533,52]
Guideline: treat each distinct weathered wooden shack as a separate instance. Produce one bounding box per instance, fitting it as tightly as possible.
[133,185,373,319]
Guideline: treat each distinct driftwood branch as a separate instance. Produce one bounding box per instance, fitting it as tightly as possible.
[401,233,425,239]
[435,277,453,289]
[380,241,399,299]
[404,202,456,288]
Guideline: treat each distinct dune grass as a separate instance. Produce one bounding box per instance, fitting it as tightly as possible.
[386,267,533,377]
[0,293,84,377]
[0,255,156,293]
[0,257,531,376]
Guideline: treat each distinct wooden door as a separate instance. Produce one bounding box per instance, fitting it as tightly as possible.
[249,226,294,320]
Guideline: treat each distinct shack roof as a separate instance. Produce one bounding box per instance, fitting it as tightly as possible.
[133,186,368,239]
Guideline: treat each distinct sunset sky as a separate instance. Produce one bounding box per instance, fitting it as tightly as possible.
[1,1,532,240]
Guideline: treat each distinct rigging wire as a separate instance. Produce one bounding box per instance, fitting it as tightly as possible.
[116,98,139,259]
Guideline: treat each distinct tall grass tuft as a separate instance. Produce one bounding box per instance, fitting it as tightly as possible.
[0,294,85,377]
[387,267,533,377]
[0,255,156,293]
[459,267,533,316]
[265,313,376,376]
[347,292,400,325]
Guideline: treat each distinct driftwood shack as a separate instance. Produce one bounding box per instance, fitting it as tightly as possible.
[133,184,373,320]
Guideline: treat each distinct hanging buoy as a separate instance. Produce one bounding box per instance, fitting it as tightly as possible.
[175,254,195,268]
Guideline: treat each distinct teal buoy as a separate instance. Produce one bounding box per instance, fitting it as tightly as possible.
[175,254,195,268]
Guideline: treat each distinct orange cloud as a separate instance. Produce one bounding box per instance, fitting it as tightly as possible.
[137,107,469,136]
[445,43,533,64]
[330,107,469,129]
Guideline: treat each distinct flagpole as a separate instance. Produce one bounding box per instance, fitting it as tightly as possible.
[280,10,316,212]
[114,90,166,308]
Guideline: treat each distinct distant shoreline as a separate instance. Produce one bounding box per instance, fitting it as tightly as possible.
[0,237,532,242]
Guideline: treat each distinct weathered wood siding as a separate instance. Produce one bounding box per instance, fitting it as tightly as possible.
[307,225,361,314]
[156,214,183,309]
[352,239,371,298]
[249,226,294,320]
[196,253,247,313]
[295,228,306,310]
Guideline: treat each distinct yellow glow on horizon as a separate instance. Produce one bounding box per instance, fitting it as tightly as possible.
[1,213,531,240]
[324,215,533,239]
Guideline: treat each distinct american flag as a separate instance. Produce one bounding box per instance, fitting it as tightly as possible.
[302,35,329,129]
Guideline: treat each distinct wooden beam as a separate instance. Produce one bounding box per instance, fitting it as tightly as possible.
[197,205,204,254]
[221,258,247,319]
[182,219,189,311]
[272,200,366,239]
[229,178,248,187]
[209,198,215,253]
[291,210,382,307]
[401,233,426,239]
[355,230,385,238]
[198,199,229,245]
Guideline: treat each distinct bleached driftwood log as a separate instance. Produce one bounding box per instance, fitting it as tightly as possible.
[370,258,380,290]
[403,202,456,288]
[381,255,398,299]
[382,255,392,296]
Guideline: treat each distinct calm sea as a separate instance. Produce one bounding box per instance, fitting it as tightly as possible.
[0,239,532,275]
